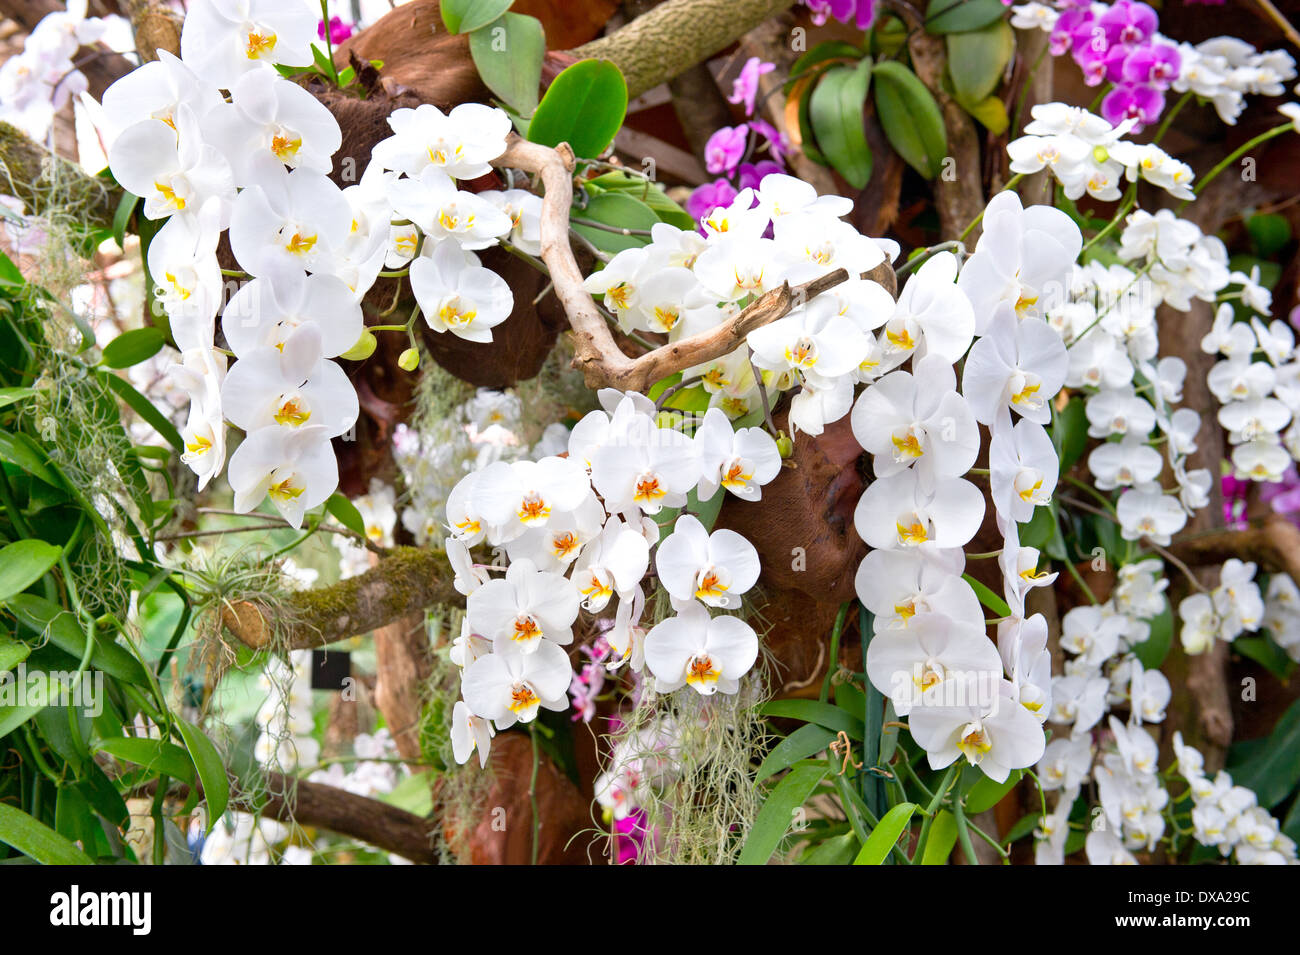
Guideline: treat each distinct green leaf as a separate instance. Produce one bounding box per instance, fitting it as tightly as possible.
[1231,698,1300,808]
[963,573,1010,618]
[528,59,627,159]
[0,670,54,736]
[0,251,23,287]
[738,762,828,864]
[809,59,874,189]
[1247,212,1292,259]
[571,192,658,254]
[95,737,196,782]
[468,12,544,116]
[964,768,1021,814]
[1002,811,1043,845]
[7,594,149,685]
[0,801,94,864]
[0,539,62,603]
[872,61,947,179]
[0,634,29,673]
[921,810,958,864]
[0,386,37,411]
[1131,603,1171,670]
[111,191,139,248]
[1235,632,1295,681]
[854,801,916,864]
[1052,396,1088,471]
[757,723,838,783]
[176,717,229,833]
[760,699,865,739]
[787,41,866,89]
[442,0,514,33]
[962,94,1009,134]
[101,370,183,452]
[0,430,63,487]
[925,0,1008,34]
[801,830,860,864]
[100,327,165,369]
[946,19,1013,106]
[585,171,694,230]
[325,492,367,538]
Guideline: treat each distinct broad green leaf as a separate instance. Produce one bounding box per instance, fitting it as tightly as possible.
[964,768,1021,814]
[1235,633,1295,680]
[872,61,947,179]
[95,737,196,782]
[325,492,367,538]
[757,723,838,783]
[1131,603,1171,670]
[963,573,1010,618]
[7,593,149,685]
[111,191,139,248]
[100,327,165,369]
[809,59,874,189]
[0,250,23,287]
[0,670,56,737]
[585,171,694,229]
[0,634,29,673]
[0,386,37,411]
[1247,212,1291,259]
[1051,396,1088,471]
[921,810,958,864]
[786,41,866,90]
[925,0,1008,34]
[962,94,1009,134]
[469,12,544,116]
[441,0,513,34]
[0,539,61,603]
[571,192,658,254]
[176,717,229,833]
[1231,698,1300,808]
[760,699,865,739]
[1002,811,1043,845]
[101,370,183,452]
[738,762,828,864]
[854,801,916,864]
[0,430,62,487]
[0,802,94,865]
[802,830,860,864]
[528,59,627,159]
[947,19,1013,107]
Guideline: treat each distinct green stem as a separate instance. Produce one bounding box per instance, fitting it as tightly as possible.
[819,602,850,704]
[953,798,979,864]
[1081,182,1137,255]
[1152,91,1193,145]
[1182,123,1293,211]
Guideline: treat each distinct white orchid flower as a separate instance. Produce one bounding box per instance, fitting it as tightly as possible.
[451,699,494,768]
[206,71,342,182]
[388,167,511,250]
[961,304,1068,429]
[229,160,352,278]
[221,271,363,359]
[227,423,338,528]
[409,240,513,343]
[866,612,1004,716]
[643,602,758,696]
[692,406,781,502]
[180,0,317,89]
[466,557,580,653]
[371,102,512,180]
[853,469,985,551]
[109,106,235,222]
[908,677,1046,783]
[220,325,358,437]
[461,638,571,727]
[656,514,760,610]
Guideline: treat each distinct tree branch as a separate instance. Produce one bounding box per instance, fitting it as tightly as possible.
[494,135,895,393]
[1168,515,1300,585]
[566,0,798,99]
[0,121,121,230]
[220,546,457,652]
[122,0,182,62]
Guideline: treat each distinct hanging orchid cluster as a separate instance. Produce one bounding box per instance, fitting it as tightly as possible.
[98,0,534,530]
[1011,0,1296,129]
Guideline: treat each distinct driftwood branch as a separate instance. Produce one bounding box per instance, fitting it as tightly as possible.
[122,0,182,62]
[220,547,457,652]
[494,136,894,393]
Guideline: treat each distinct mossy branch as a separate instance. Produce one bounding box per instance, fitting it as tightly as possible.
[0,121,121,231]
[566,0,798,99]
[220,546,458,651]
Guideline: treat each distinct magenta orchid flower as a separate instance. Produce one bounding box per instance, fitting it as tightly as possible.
[728,57,775,117]
[704,124,749,174]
